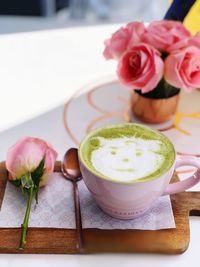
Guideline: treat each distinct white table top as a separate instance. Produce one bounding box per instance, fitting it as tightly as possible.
[0,24,116,132]
[0,25,199,267]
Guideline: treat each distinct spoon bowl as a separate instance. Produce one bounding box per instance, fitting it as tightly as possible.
[61,147,84,253]
[61,148,82,181]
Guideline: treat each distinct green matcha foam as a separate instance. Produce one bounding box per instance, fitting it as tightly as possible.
[80,124,175,183]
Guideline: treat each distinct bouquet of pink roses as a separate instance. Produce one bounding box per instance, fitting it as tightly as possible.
[103,20,200,97]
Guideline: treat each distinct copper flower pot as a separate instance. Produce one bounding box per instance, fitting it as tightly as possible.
[131,90,180,124]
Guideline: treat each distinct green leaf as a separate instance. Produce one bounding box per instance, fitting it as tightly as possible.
[9,179,21,187]
[31,157,45,187]
[31,157,45,203]
[35,186,39,204]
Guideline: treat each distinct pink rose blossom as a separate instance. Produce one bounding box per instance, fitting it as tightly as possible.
[6,137,58,186]
[164,46,200,91]
[188,32,200,49]
[103,21,145,60]
[142,20,191,53]
[117,43,164,93]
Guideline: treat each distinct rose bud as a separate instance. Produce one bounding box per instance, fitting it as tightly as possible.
[6,136,57,249]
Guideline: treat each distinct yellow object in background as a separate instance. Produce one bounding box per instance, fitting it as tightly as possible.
[168,0,200,35]
[184,0,200,35]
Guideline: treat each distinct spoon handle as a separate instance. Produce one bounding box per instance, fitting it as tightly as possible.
[73,181,84,253]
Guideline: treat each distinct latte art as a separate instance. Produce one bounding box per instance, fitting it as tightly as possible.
[91,137,164,182]
[80,124,175,183]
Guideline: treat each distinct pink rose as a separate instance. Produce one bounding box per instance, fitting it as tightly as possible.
[6,136,58,249]
[164,46,200,91]
[189,32,200,49]
[142,20,191,53]
[103,22,145,60]
[117,43,164,93]
[6,136,58,186]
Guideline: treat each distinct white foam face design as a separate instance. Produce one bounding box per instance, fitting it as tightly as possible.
[91,136,165,182]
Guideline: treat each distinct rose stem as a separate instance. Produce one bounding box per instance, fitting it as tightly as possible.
[19,186,34,249]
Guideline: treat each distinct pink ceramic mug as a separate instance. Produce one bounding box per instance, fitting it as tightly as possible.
[78,126,200,220]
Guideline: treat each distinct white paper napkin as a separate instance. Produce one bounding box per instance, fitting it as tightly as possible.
[0,173,175,230]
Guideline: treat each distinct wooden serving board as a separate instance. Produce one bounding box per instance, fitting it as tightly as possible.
[0,161,200,254]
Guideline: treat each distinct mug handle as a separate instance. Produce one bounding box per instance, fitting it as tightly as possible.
[162,156,200,196]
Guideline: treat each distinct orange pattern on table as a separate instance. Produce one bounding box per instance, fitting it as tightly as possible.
[63,80,200,175]
[173,112,200,136]
[63,92,80,146]
[86,93,131,133]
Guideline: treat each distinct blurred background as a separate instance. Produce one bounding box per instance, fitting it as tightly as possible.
[0,0,169,34]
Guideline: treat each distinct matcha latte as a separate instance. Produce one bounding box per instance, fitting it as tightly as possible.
[79,124,175,183]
